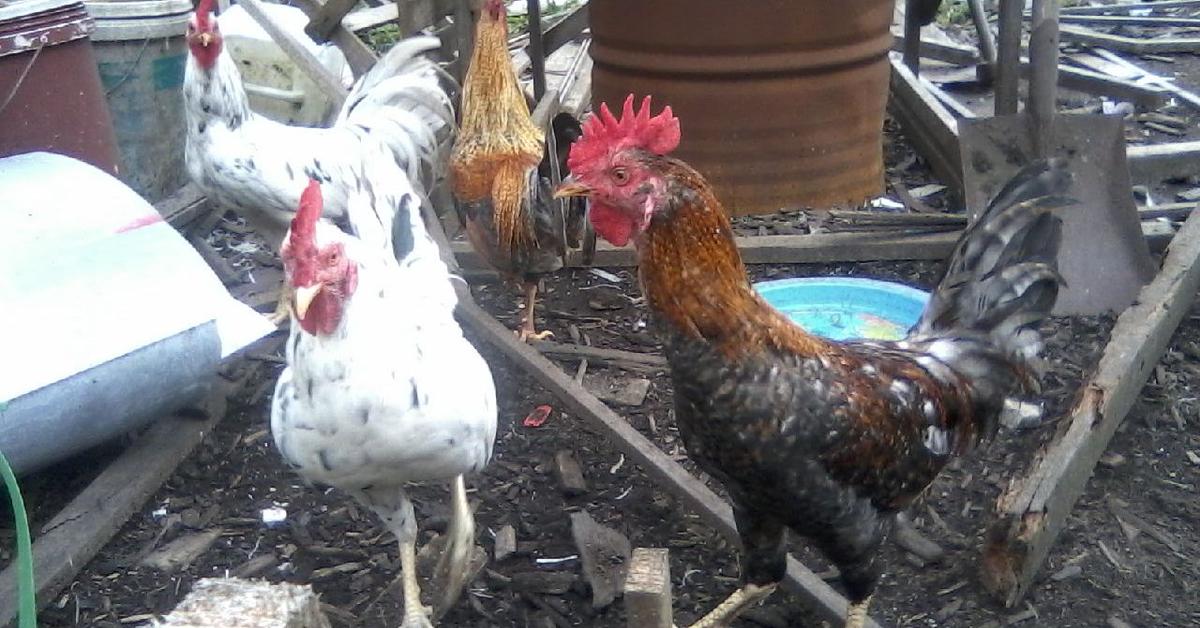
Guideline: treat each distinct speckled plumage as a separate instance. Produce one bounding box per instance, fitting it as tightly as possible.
[184,27,455,237]
[634,156,1068,608]
[270,179,497,546]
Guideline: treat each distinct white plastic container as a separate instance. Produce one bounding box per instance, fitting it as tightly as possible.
[0,152,275,475]
[218,3,353,126]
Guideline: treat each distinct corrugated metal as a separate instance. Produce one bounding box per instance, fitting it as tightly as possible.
[590,0,893,215]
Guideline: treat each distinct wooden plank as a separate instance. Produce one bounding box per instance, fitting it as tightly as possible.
[1059,24,1200,54]
[981,209,1200,607]
[1025,59,1168,108]
[451,293,879,627]
[292,0,378,76]
[625,548,673,628]
[1128,141,1200,183]
[560,50,593,118]
[888,55,964,197]
[240,0,349,112]
[530,340,668,370]
[304,0,359,42]
[1060,0,1200,14]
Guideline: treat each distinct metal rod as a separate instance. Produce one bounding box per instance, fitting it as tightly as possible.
[903,0,923,75]
[527,0,547,101]
[968,0,998,66]
[995,0,1024,115]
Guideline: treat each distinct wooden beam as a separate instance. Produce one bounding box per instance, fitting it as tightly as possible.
[156,182,209,230]
[625,548,673,628]
[1026,59,1168,109]
[1128,141,1200,183]
[890,33,982,66]
[240,0,349,113]
[304,0,358,42]
[1055,14,1200,27]
[981,209,1200,607]
[995,0,1024,114]
[1059,24,1200,54]
[888,55,964,197]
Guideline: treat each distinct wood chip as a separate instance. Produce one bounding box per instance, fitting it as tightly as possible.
[570,511,632,609]
[892,515,945,562]
[310,561,363,581]
[494,525,517,562]
[583,372,652,407]
[141,529,223,572]
[1050,564,1082,582]
[554,450,588,497]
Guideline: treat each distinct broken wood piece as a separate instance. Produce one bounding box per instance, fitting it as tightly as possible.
[153,577,331,627]
[554,450,588,496]
[303,0,357,42]
[142,528,224,571]
[290,0,375,76]
[981,209,1200,608]
[494,524,517,562]
[570,511,632,609]
[532,341,672,372]
[892,514,945,563]
[625,548,672,628]
[1128,141,1200,183]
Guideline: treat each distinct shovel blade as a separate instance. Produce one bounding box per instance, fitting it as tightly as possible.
[959,113,1155,315]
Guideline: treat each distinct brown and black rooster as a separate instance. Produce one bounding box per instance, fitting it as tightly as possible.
[450,0,587,341]
[556,95,1069,627]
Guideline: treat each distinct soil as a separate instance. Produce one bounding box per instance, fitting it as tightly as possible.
[6,26,1200,628]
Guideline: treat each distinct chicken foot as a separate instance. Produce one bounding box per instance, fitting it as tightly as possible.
[399,541,435,628]
[685,582,776,628]
[432,474,476,617]
[266,282,293,327]
[517,282,554,341]
[845,594,873,628]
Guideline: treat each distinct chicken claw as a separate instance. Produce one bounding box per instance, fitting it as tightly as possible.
[515,282,553,342]
[432,475,477,617]
[399,541,435,628]
[516,327,554,342]
[265,283,293,327]
[686,583,777,628]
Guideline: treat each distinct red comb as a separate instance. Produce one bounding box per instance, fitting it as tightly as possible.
[483,0,505,19]
[567,95,680,172]
[195,0,214,29]
[290,180,322,249]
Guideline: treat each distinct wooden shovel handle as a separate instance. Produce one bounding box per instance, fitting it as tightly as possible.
[1028,0,1060,158]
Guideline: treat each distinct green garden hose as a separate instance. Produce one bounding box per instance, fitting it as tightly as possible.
[0,450,35,628]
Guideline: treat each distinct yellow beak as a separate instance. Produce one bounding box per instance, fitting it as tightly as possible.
[198,32,213,46]
[553,177,591,199]
[293,284,322,319]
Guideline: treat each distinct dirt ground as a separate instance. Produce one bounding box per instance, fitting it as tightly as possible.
[6,27,1200,628]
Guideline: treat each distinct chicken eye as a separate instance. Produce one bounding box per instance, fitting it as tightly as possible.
[611,167,630,185]
[327,251,340,265]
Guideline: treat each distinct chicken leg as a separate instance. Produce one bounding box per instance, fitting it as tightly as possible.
[517,282,553,341]
[399,540,434,628]
[432,474,476,616]
[845,595,873,628]
[267,282,293,327]
[686,583,776,628]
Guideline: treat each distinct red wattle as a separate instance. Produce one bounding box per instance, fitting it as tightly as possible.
[589,202,634,247]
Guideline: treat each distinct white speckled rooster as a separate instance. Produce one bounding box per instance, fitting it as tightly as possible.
[184,0,454,321]
[270,172,496,627]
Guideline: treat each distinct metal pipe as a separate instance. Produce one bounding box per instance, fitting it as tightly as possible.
[527,0,547,101]
[995,0,1024,115]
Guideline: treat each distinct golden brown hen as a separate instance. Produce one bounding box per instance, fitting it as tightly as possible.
[449,0,586,341]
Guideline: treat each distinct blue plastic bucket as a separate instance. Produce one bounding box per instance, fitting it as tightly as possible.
[85,0,192,202]
[754,276,930,341]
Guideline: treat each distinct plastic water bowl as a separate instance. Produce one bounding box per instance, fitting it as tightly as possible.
[754,277,930,342]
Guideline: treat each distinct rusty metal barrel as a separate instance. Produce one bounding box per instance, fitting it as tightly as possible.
[589,0,894,215]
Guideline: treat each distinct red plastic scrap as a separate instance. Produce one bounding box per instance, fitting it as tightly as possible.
[523,404,553,428]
